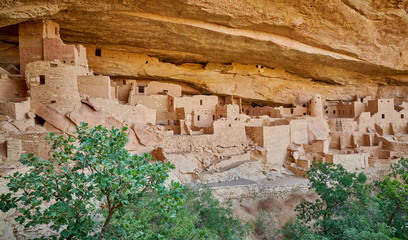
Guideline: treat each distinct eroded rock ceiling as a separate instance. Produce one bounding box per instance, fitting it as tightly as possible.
[1,0,408,104]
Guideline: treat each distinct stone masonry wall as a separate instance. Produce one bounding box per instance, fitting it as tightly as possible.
[25,61,89,114]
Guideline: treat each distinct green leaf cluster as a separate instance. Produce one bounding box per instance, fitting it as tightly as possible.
[283,159,408,240]
[105,187,247,240]
[0,123,183,239]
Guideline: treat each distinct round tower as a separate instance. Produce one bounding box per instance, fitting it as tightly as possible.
[309,94,324,117]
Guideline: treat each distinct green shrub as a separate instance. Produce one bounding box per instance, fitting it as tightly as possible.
[0,123,183,239]
[283,160,398,240]
[106,187,247,240]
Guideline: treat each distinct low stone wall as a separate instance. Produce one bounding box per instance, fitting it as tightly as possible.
[211,179,310,202]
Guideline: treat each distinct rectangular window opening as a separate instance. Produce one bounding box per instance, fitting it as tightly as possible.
[138,86,145,93]
[95,48,102,57]
[39,75,45,85]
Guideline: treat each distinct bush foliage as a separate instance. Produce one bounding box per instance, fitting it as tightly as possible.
[283,159,408,240]
[0,123,246,239]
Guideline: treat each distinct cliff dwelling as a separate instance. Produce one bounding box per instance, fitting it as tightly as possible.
[0,1,408,238]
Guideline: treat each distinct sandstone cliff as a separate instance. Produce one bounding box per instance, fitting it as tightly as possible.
[1,0,408,104]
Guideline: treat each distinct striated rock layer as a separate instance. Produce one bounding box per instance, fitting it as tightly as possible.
[1,0,408,104]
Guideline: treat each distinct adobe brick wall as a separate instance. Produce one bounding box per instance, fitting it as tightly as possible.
[88,98,156,125]
[289,119,308,145]
[0,99,30,120]
[19,21,44,73]
[144,81,181,97]
[129,95,175,125]
[78,75,112,98]
[213,117,246,147]
[263,125,290,167]
[19,20,88,72]
[326,153,368,171]
[0,75,28,102]
[308,94,324,117]
[25,61,86,114]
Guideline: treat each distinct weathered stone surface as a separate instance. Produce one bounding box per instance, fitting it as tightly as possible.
[68,104,140,150]
[11,120,31,131]
[1,0,408,104]
[0,122,18,132]
[35,106,77,134]
[0,210,15,240]
[67,104,121,129]
[131,124,163,147]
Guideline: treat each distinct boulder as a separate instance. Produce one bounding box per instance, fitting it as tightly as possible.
[0,122,18,132]
[35,106,76,134]
[131,124,163,147]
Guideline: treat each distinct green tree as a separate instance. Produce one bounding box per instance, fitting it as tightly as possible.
[106,187,247,240]
[0,123,183,239]
[376,157,408,239]
[295,161,368,232]
[284,161,396,240]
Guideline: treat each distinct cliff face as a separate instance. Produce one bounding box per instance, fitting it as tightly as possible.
[1,0,408,104]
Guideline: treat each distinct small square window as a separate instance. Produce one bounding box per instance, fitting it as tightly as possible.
[95,48,101,57]
[138,86,145,93]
